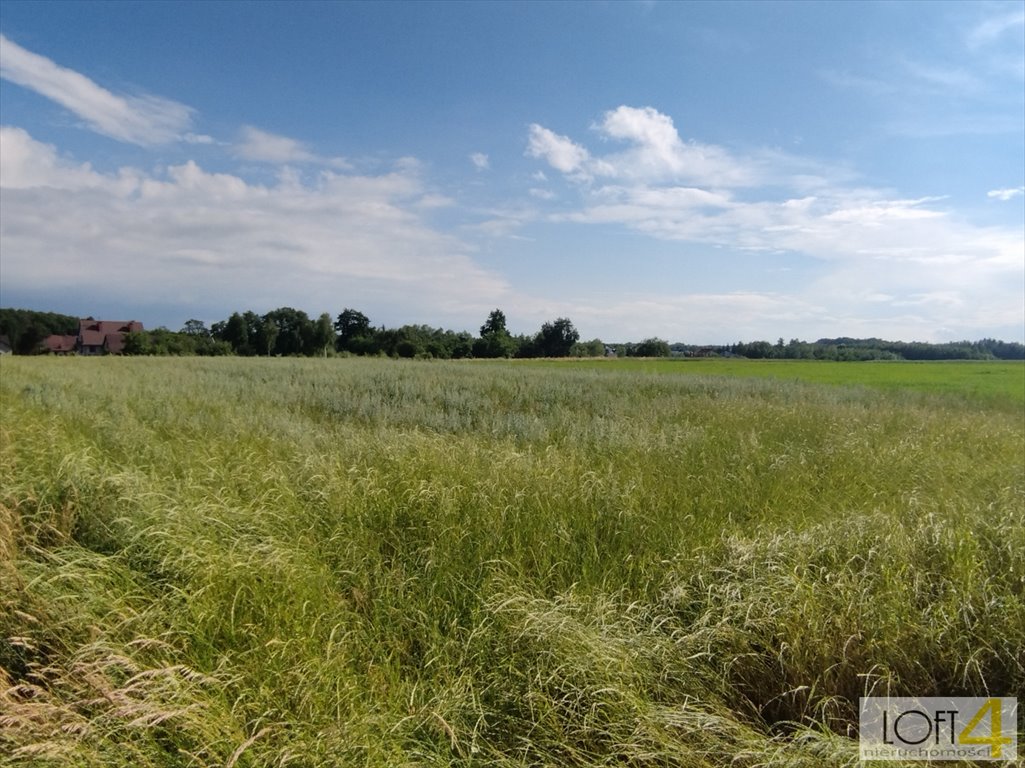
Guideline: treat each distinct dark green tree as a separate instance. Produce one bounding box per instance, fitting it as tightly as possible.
[535,317,579,357]
[263,307,312,356]
[630,338,670,357]
[217,312,251,355]
[334,309,372,352]
[181,319,210,337]
[474,309,517,358]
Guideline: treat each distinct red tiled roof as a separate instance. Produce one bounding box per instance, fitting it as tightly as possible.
[77,319,144,354]
[79,319,143,335]
[80,329,106,346]
[43,334,77,353]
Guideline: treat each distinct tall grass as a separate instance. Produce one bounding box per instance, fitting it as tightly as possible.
[2,357,1022,766]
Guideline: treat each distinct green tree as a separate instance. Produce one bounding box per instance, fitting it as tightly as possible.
[627,338,670,357]
[313,312,335,357]
[475,309,517,358]
[535,317,579,357]
[264,307,312,356]
[181,319,210,337]
[256,319,279,357]
[122,331,152,355]
[571,338,606,357]
[334,309,372,353]
[217,312,251,355]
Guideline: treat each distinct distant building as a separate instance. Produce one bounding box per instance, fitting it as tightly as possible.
[41,319,144,355]
[42,335,77,355]
[0,336,11,355]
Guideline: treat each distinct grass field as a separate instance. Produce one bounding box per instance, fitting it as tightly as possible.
[2,357,1023,766]
[516,358,1025,410]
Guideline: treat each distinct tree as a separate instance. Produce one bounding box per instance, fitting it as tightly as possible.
[217,312,250,355]
[263,307,312,356]
[630,338,670,357]
[122,331,152,355]
[181,319,210,337]
[480,309,508,338]
[535,317,579,357]
[256,318,279,356]
[571,338,606,357]
[313,312,335,356]
[334,309,372,352]
[475,308,517,358]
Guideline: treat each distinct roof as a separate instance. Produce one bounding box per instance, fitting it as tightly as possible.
[80,329,106,346]
[80,319,143,334]
[43,334,77,353]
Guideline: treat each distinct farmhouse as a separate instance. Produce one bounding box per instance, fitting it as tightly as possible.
[42,319,144,355]
[42,335,77,355]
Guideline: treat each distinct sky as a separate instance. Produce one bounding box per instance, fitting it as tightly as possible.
[1,1,1023,344]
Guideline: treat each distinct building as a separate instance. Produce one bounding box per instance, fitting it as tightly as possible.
[42,334,77,355]
[41,319,144,355]
[77,319,143,355]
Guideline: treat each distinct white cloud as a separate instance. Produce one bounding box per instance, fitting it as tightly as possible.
[0,34,193,145]
[968,9,1025,49]
[522,106,1024,341]
[183,132,216,145]
[526,124,590,174]
[0,126,508,323]
[988,186,1025,201]
[529,106,763,187]
[470,152,490,171]
[232,126,348,168]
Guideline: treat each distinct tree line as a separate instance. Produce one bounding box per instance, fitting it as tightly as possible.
[2,306,1022,360]
[705,337,1025,361]
[127,308,591,359]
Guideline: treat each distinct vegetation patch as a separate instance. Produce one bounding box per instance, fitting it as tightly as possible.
[2,357,1022,766]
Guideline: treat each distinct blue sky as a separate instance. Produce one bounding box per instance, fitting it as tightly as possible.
[1,1,1022,343]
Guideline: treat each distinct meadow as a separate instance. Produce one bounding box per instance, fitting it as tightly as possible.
[2,357,1023,767]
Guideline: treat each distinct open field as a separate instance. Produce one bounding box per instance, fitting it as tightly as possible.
[514,358,1025,411]
[2,357,1023,766]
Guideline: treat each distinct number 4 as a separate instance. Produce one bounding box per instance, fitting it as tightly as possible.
[959,698,1013,759]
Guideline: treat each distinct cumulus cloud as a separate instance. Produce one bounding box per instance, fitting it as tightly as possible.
[523,106,1024,341]
[528,106,764,186]
[470,152,490,170]
[0,34,193,145]
[526,124,591,174]
[0,126,508,321]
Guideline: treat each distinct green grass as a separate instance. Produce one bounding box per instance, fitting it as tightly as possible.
[517,358,1025,410]
[2,357,1023,767]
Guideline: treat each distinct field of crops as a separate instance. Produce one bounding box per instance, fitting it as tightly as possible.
[2,357,1023,767]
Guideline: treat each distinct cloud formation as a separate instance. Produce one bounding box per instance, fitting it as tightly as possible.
[232,126,348,167]
[0,126,508,323]
[0,34,193,145]
[470,152,490,170]
[525,106,1024,341]
[988,186,1025,201]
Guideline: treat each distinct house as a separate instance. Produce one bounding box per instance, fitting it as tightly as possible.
[42,334,77,355]
[0,336,11,355]
[41,319,144,355]
[77,319,144,355]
